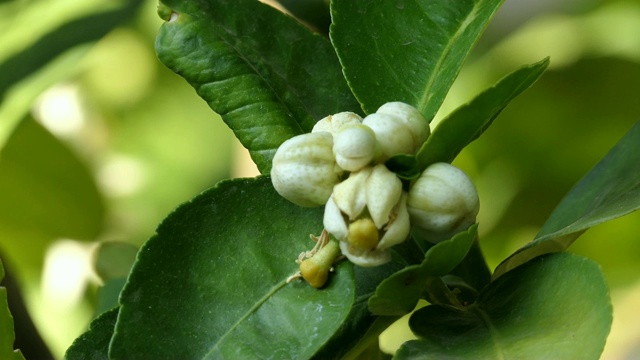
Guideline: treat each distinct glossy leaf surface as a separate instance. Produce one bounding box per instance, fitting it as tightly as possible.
[397,253,612,360]
[0,260,25,360]
[155,0,360,173]
[330,0,503,118]
[65,308,118,360]
[494,121,640,278]
[110,177,357,359]
[368,225,477,316]
[416,58,549,170]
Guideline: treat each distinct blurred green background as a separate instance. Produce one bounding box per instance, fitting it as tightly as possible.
[0,0,638,359]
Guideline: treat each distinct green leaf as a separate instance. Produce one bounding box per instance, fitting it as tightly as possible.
[368,225,477,316]
[110,177,358,359]
[91,242,138,283]
[65,307,118,360]
[416,58,549,170]
[397,253,612,360]
[0,260,25,360]
[155,0,360,173]
[278,0,331,35]
[0,118,104,280]
[494,120,640,278]
[313,265,402,359]
[0,0,144,100]
[330,0,504,118]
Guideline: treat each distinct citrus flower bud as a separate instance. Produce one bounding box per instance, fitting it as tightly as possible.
[271,132,342,207]
[362,113,414,161]
[407,162,479,243]
[312,111,363,135]
[333,124,379,172]
[323,164,410,267]
[376,102,430,150]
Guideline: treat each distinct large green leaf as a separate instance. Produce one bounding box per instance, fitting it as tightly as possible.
[65,307,118,360]
[368,225,477,316]
[415,58,549,170]
[0,118,104,281]
[0,0,144,100]
[494,121,640,278]
[330,0,503,118]
[0,260,25,360]
[110,177,360,358]
[396,253,612,360]
[155,0,360,173]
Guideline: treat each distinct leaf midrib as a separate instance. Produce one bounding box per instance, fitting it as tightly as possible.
[188,10,306,135]
[416,4,479,117]
[203,278,289,358]
[470,306,506,360]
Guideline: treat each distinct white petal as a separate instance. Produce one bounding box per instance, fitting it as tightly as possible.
[339,241,392,267]
[332,168,370,220]
[365,164,402,228]
[377,193,410,250]
[323,197,348,242]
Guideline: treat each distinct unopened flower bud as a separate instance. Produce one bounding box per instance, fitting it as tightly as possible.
[333,124,379,172]
[376,102,430,150]
[271,132,341,207]
[312,112,363,134]
[407,162,479,243]
[362,113,414,161]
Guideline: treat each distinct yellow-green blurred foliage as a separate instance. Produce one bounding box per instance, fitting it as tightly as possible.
[0,0,638,358]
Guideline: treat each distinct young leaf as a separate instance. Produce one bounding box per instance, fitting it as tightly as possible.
[396,253,612,360]
[330,0,504,118]
[416,58,550,170]
[65,307,118,360]
[494,120,640,278]
[0,260,25,360]
[155,0,360,173]
[368,225,477,316]
[110,177,357,359]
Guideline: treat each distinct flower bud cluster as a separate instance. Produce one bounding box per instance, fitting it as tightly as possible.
[271,102,429,267]
[271,102,479,270]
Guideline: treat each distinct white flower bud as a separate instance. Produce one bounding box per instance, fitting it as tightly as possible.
[376,102,430,150]
[362,113,414,161]
[271,132,342,207]
[407,162,479,243]
[323,164,410,267]
[312,111,363,134]
[333,124,379,172]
